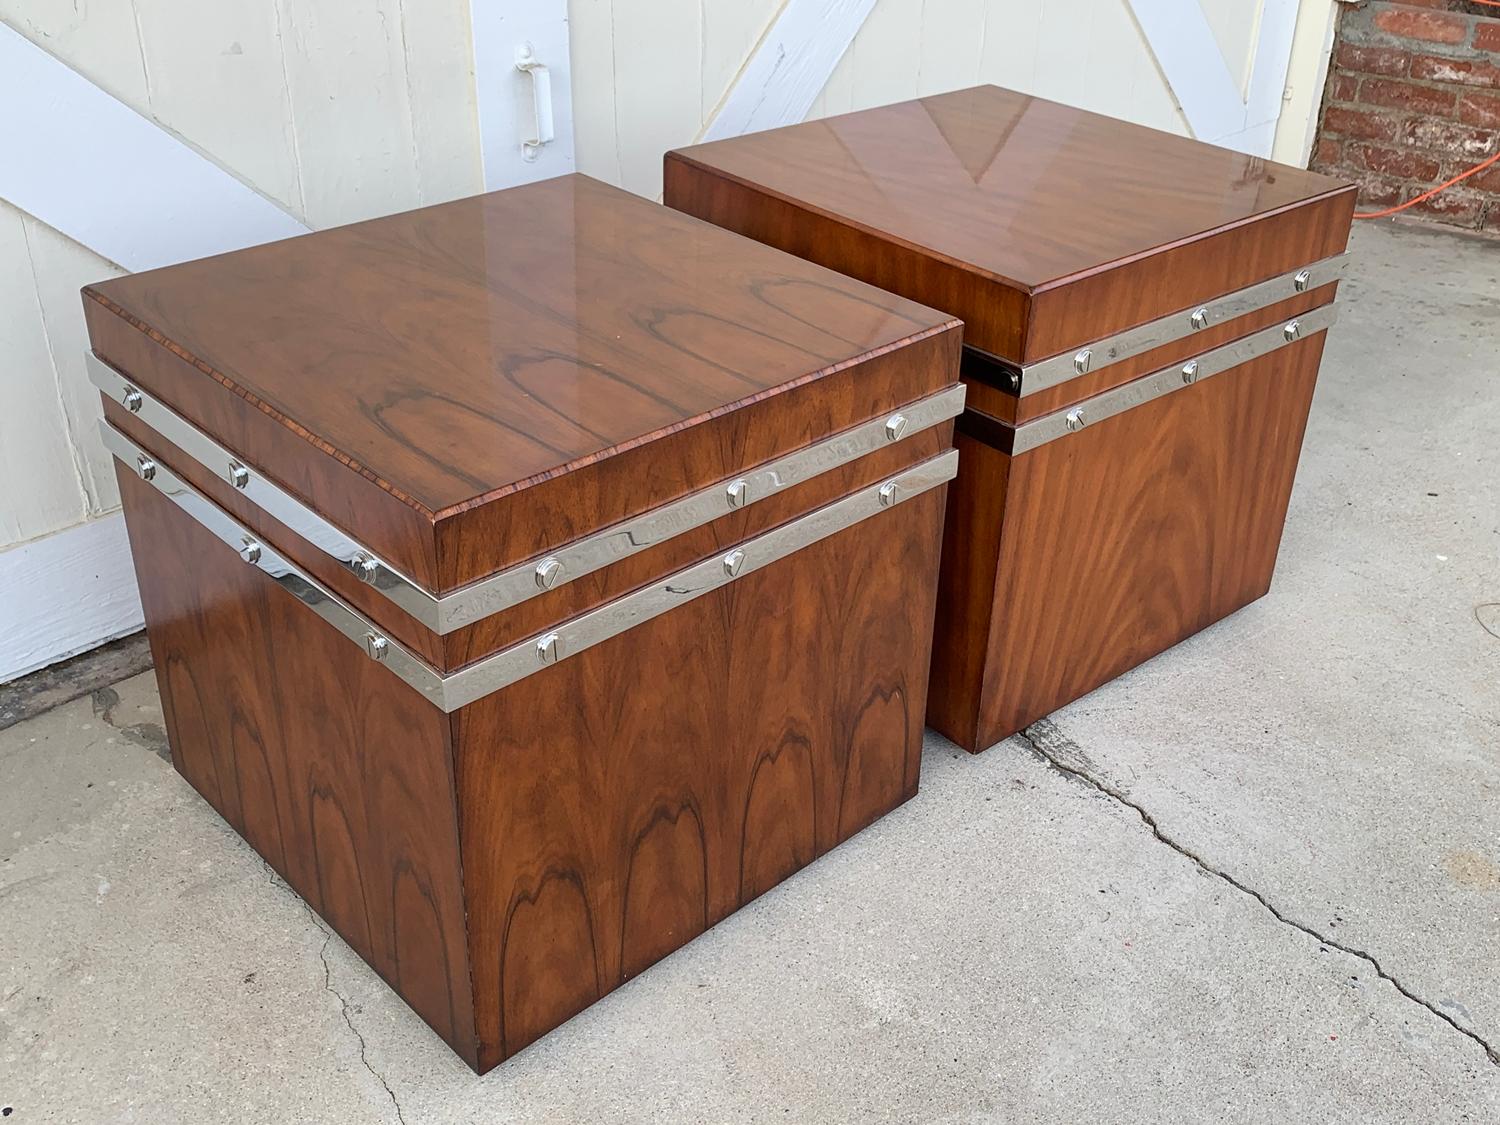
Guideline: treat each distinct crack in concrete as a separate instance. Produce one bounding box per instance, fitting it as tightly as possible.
[314,926,409,1125]
[287,887,408,1125]
[1016,718,1500,1070]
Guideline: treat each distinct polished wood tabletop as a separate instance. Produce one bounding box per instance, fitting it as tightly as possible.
[86,174,951,520]
[667,86,1355,363]
[669,85,1348,292]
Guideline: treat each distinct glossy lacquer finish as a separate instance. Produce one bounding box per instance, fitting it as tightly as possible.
[91,172,962,1070]
[85,173,957,592]
[667,85,1355,753]
[928,335,1326,751]
[115,466,480,1065]
[454,485,945,1069]
[117,440,948,1071]
[666,85,1356,365]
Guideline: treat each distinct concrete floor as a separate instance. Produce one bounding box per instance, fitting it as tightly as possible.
[1,219,1496,1123]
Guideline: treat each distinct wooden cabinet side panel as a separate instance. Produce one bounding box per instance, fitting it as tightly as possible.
[971,334,1327,750]
[453,489,946,1070]
[116,469,478,1066]
[925,431,1010,750]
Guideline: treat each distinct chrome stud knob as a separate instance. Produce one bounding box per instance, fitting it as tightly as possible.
[885,413,909,441]
[238,538,262,565]
[1181,361,1200,385]
[726,479,749,508]
[122,387,143,413]
[1293,269,1311,293]
[1190,308,1209,330]
[1283,320,1302,342]
[723,548,746,578]
[535,557,563,589]
[1064,409,1086,433]
[536,633,561,664]
[227,460,250,489]
[878,481,900,507]
[363,633,389,662]
[1073,349,1093,375]
[135,456,157,481]
[350,552,380,584]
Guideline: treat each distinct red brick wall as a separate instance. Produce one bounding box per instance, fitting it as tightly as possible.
[1312,1,1500,230]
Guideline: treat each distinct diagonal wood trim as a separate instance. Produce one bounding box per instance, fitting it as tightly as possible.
[701,0,878,142]
[0,23,308,272]
[1125,0,1302,156]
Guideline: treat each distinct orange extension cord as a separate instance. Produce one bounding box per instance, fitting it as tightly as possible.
[1349,1,1500,217]
[1353,149,1500,219]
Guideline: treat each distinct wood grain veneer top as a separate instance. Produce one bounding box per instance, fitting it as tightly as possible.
[668,85,1350,294]
[85,173,955,520]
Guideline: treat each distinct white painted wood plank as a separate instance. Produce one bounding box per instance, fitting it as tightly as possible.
[806,83,828,121]
[703,0,876,139]
[0,513,143,684]
[1271,0,1339,166]
[0,23,308,273]
[1128,0,1302,156]
[470,0,577,190]
[1245,0,1301,132]
[1120,0,1194,136]
[569,0,623,184]
[1201,0,1261,96]
[276,0,423,227]
[846,0,919,114]
[1032,0,1092,108]
[0,201,88,545]
[1216,117,1278,157]
[702,0,785,123]
[399,0,485,204]
[613,0,701,196]
[1125,0,1244,141]
[1079,0,1139,119]
[810,28,857,119]
[979,0,1044,92]
[919,0,985,97]
[0,0,149,109]
[21,215,129,518]
[133,0,304,215]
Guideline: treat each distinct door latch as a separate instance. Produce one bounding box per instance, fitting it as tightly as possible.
[515,45,554,162]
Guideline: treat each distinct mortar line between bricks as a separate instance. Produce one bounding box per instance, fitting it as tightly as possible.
[1015,718,1500,1069]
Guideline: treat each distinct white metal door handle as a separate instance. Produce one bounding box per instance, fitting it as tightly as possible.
[515,45,554,162]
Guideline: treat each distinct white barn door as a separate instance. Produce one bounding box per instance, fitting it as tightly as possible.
[471,0,577,188]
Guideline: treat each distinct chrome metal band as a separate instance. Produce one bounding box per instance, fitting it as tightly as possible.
[961,303,1338,457]
[975,253,1348,398]
[103,421,958,711]
[87,350,964,635]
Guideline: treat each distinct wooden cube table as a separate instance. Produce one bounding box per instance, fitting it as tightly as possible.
[666,85,1356,753]
[83,174,963,1071]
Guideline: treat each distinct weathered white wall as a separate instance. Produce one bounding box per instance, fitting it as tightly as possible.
[809,0,1192,142]
[571,0,1339,201]
[0,0,481,678]
[0,0,480,543]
